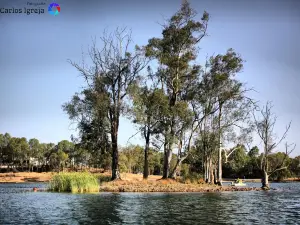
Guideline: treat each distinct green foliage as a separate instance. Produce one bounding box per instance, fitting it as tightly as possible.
[248,146,259,158]
[230,146,249,172]
[180,164,203,184]
[289,156,300,178]
[269,152,291,181]
[118,145,163,175]
[95,174,111,183]
[49,172,99,193]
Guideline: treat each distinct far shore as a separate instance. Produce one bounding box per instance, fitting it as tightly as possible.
[1,172,299,184]
[0,172,299,193]
[0,172,52,183]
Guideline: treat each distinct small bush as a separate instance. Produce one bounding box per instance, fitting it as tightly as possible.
[49,172,99,193]
[181,171,203,184]
[95,174,111,183]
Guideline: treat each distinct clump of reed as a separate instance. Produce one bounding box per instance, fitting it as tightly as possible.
[49,172,99,193]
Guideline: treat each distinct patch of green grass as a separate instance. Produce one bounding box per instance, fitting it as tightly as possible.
[49,172,99,193]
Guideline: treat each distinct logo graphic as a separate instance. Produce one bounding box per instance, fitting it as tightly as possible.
[48,3,60,16]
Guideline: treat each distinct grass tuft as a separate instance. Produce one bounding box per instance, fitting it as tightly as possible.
[49,172,99,193]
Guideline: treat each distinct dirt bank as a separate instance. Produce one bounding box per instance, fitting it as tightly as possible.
[99,179,262,192]
[1,172,265,192]
[0,172,52,183]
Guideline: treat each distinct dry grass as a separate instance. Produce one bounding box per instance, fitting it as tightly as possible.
[0,172,52,183]
[99,175,262,192]
[0,172,274,192]
[0,172,263,192]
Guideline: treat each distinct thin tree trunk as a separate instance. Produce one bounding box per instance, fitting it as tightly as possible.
[204,157,207,182]
[163,148,172,179]
[209,157,214,184]
[207,156,211,183]
[169,157,186,179]
[162,128,171,179]
[205,156,209,183]
[111,115,121,180]
[143,148,149,179]
[217,104,223,186]
[262,156,270,189]
[169,132,185,179]
[143,118,151,179]
[111,139,120,180]
[143,131,150,179]
[262,171,269,189]
[163,99,176,179]
[214,168,218,184]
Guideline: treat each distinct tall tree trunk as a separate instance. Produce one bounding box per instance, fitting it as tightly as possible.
[163,148,172,179]
[169,157,185,179]
[214,168,218,184]
[262,171,269,189]
[143,118,152,179]
[143,147,149,179]
[111,121,120,180]
[205,156,209,183]
[166,123,176,178]
[162,127,171,179]
[262,157,270,189]
[169,133,184,179]
[143,129,150,179]
[163,95,176,179]
[209,157,214,184]
[207,156,211,183]
[205,160,208,183]
[217,104,223,186]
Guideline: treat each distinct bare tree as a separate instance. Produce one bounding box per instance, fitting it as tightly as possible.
[253,101,295,189]
[67,27,148,180]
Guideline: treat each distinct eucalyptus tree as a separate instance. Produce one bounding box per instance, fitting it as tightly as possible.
[64,27,148,180]
[129,81,169,179]
[195,128,218,183]
[168,101,194,178]
[145,0,209,178]
[201,49,254,185]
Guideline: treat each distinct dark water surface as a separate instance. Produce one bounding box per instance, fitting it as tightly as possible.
[0,182,300,225]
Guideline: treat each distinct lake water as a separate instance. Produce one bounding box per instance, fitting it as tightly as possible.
[0,182,299,225]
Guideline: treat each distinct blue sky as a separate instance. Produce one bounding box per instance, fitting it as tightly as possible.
[0,0,299,156]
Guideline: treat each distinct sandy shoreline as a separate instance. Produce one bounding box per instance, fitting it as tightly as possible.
[0,172,262,193]
[0,172,299,183]
[0,172,298,193]
[1,172,298,183]
[0,172,52,183]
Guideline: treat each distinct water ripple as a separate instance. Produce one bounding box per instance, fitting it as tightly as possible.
[0,183,299,224]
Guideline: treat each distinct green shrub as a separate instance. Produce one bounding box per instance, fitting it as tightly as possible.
[180,165,203,184]
[181,172,203,184]
[49,172,99,193]
[95,174,111,183]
